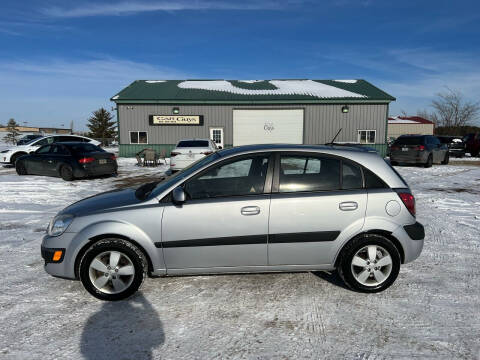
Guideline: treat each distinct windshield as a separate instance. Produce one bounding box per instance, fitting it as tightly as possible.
[177,140,209,148]
[24,137,45,145]
[149,152,220,199]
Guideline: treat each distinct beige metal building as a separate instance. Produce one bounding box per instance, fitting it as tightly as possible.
[387,116,434,139]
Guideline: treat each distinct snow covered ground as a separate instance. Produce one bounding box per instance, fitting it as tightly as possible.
[0,160,479,359]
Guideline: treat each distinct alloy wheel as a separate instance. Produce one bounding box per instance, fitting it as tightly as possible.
[350,245,393,286]
[88,251,135,294]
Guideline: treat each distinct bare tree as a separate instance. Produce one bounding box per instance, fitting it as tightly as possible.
[416,109,438,123]
[431,88,480,127]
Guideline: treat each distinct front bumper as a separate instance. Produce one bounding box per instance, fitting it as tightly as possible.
[41,233,78,279]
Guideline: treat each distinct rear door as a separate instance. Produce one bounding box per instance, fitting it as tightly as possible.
[268,153,367,266]
[161,153,273,270]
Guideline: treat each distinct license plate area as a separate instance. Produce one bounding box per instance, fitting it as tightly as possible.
[402,147,408,152]
[99,159,107,164]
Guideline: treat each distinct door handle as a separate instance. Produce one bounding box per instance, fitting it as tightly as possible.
[339,201,358,211]
[241,206,260,216]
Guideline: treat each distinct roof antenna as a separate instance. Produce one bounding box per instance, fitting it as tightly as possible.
[326,128,342,145]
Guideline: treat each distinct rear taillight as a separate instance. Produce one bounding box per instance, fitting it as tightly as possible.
[391,146,400,151]
[396,191,416,216]
[170,151,180,157]
[78,157,95,164]
[414,145,425,151]
[110,155,116,161]
[201,151,213,155]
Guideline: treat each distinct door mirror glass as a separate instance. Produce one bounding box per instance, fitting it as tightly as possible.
[172,186,186,205]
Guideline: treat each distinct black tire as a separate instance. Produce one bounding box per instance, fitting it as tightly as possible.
[337,234,401,293]
[472,150,479,157]
[390,160,398,166]
[441,152,449,165]
[79,239,148,301]
[60,165,74,181]
[424,154,433,168]
[15,161,27,175]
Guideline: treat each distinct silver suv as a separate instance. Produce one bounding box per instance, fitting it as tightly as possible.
[41,144,424,301]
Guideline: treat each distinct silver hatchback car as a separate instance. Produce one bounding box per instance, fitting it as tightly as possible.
[42,144,424,301]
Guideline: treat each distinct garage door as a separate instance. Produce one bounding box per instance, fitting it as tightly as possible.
[233,109,304,146]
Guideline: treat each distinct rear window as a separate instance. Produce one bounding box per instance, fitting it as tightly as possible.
[177,140,209,148]
[394,136,424,145]
[66,143,103,154]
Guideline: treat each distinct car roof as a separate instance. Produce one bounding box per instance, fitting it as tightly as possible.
[177,138,210,142]
[55,142,95,146]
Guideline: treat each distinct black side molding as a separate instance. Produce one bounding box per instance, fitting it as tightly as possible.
[269,231,340,243]
[404,222,425,240]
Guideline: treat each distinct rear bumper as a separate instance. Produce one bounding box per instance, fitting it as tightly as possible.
[392,222,424,263]
[403,222,425,240]
[390,153,428,163]
[170,159,196,170]
[74,163,118,178]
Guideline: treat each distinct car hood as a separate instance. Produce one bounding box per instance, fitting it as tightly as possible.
[3,145,31,152]
[60,188,148,217]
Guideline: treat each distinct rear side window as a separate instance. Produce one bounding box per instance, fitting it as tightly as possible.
[67,143,103,154]
[36,145,52,154]
[364,168,389,189]
[279,155,340,192]
[177,140,209,148]
[342,162,363,189]
[394,136,423,145]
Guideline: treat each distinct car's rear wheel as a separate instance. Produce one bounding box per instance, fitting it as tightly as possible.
[60,165,74,181]
[79,239,147,301]
[441,153,449,165]
[424,154,433,168]
[15,161,27,175]
[338,234,401,293]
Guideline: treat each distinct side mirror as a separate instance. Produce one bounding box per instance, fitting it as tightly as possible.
[172,186,186,205]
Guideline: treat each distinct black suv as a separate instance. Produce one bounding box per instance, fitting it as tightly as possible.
[437,136,466,158]
[390,135,449,167]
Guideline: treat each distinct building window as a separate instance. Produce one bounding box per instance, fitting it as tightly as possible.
[357,130,376,144]
[130,131,148,144]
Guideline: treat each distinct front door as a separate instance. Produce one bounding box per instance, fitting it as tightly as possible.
[161,153,273,270]
[268,153,367,266]
[209,127,224,149]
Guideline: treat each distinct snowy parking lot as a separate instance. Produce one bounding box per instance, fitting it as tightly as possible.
[1,159,479,359]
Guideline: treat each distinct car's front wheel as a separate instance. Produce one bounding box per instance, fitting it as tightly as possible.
[338,234,401,293]
[79,239,148,301]
[15,161,27,175]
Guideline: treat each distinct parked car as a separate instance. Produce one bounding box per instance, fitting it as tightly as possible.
[463,133,480,157]
[16,134,43,145]
[41,144,424,300]
[16,142,117,181]
[1,135,101,165]
[390,135,449,167]
[169,138,218,171]
[437,136,466,158]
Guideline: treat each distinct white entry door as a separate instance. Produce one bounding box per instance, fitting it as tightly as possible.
[210,127,224,149]
[233,109,304,146]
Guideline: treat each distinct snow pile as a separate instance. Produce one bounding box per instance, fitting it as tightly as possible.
[178,80,366,98]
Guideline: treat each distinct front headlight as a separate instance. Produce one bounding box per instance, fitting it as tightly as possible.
[48,214,74,236]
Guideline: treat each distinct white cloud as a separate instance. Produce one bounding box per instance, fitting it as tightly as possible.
[42,0,282,18]
[0,57,189,129]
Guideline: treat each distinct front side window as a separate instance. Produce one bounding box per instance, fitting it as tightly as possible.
[130,131,148,144]
[185,155,270,199]
[358,130,376,144]
[279,155,340,192]
[36,145,52,154]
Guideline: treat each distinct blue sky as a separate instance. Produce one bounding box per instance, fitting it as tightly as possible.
[1,0,479,130]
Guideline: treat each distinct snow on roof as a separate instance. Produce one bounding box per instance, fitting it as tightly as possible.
[177,80,366,98]
[112,95,119,100]
[145,80,166,83]
[333,80,358,83]
[388,116,434,125]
